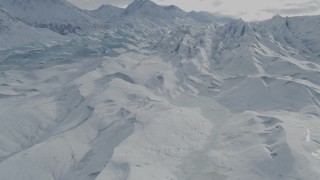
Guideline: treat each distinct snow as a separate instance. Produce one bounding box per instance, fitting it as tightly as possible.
[87,0,231,29]
[0,0,320,180]
[0,9,68,49]
[89,5,124,22]
[0,0,102,35]
[0,50,213,180]
[306,129,311,142]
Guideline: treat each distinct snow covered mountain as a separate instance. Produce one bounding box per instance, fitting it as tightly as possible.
[0,0,101,35]
[0,1,320,180]
[153,16,320,112]
[0,8,67,49]
[89,4,125,22]
[0,0,230,35]
[89,0,231,28]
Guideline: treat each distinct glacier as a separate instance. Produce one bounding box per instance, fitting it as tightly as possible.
[0,0,320,180]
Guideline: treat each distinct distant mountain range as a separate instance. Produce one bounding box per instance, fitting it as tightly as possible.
[0,0,230,36]
[1,0,320,180]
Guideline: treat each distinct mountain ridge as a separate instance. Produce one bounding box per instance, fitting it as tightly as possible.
[0,7,67,48]
[0,0,102,35]
[0,2,320,180]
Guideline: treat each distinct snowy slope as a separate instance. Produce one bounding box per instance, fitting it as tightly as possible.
[263,15,320,57]
[89,4,125,22]
[150,16,320,111]
[152,17,320,179]
[0,8,68,49]
[89,0,231,28]
[0,0,101,35]
[0,2,320,180]
[0,42,213,180]
[123,0,189,28]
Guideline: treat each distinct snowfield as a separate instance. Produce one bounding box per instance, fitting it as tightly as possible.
[0,0,320,180]
[0,51,213,180]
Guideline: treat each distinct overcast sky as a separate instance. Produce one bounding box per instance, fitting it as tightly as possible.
[67,0,320,21]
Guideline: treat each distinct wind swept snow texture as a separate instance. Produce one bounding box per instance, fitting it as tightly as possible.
[0,9,67,49]
[0,0,320,180]
[0,0,101,35]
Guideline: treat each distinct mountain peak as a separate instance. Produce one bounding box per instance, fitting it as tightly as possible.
[133,0,152,3]
[125,0,158,15]
[271,15,283,19]
[97,4,116,9]
[128,0,155,7]
[94,4,124,13]
[264,15,291,31]
[90,4,124,20]
[222,18,252,38]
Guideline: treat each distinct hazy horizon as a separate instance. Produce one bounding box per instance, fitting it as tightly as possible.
[67,0,320,21]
